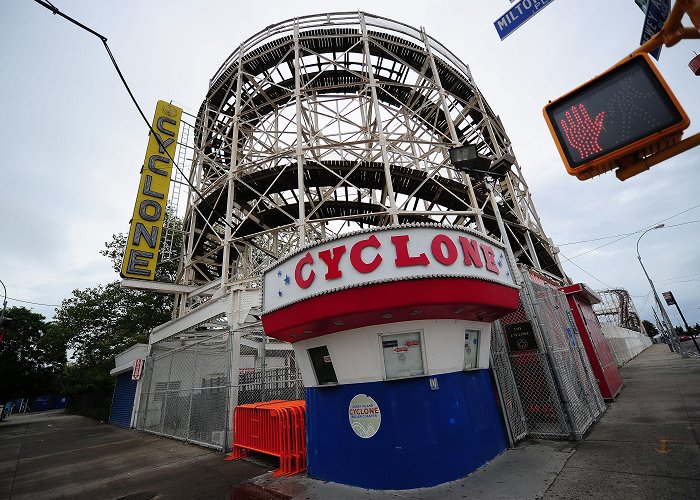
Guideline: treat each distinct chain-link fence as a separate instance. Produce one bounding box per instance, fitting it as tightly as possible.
[137,333,230,448]
[136,325,303,451]
[526,276,605,439]
[491,271,605,441]
[237,328,305,405]
[490,321,529,444]
[493,300,571,439]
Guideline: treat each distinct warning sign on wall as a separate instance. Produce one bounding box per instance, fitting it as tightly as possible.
[505,321,538,352]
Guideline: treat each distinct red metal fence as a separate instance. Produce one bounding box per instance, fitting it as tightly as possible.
[226,400,306,476]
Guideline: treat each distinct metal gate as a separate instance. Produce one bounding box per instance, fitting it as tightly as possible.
[136,325,303,451]
[491,271,605,441]
[137,333,231,449]
[490,325,529,444]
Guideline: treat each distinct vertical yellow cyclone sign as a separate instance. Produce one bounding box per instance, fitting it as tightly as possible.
[121,100,182,280]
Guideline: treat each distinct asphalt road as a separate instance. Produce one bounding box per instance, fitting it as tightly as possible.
[0,411,270,499]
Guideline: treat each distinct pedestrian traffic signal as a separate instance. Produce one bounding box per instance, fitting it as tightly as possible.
[544,54,689,180]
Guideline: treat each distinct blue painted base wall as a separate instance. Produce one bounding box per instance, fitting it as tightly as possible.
[306,370,507,490]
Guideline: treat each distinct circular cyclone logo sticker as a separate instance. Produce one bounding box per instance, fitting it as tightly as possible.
[348,394,381,439]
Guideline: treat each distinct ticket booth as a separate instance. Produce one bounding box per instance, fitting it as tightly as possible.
[261,225,519,489]
[561,284,623,401]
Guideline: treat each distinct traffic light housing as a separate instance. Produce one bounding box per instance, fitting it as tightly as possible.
[544,54,689,180]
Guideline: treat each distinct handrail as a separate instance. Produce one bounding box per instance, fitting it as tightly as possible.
[209,12,474,88]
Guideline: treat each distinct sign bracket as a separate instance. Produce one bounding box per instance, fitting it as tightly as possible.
[629,0,700,58]
[616,129,700,179]
[613,0,700,180]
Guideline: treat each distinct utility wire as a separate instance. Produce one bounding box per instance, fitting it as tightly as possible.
[637,292,652,316]
[6,296,61,307]
[567,217,700,260]
[557,219,700,246]
[557,230,640,246]
[558,251,614,289]
[654,277,700,285]
[655,271,700,281]
[656,204,700,225]
[32,0,275,259]
[556,200,700,248]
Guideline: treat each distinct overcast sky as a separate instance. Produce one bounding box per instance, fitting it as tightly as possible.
[2,0,699,328]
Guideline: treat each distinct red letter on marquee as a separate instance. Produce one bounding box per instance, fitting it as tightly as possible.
[431,234,458,266]
[295,252,316,288]
[350,235,383,273]
[480,244,499,274]
[391,235,430,267]
[318,245,347,280]
[458,236,483,268]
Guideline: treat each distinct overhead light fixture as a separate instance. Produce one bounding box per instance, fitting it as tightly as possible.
[449,144,491,172]
[303,330,313,334]
[382,313,394,319]
[448,145,513,178]
[489,153,516,176]
[334,320,346,326]
[411,310,422,316]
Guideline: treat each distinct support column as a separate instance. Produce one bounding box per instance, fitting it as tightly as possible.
[293,22,308,243]
[222,44,245,290]
[360,13,399,225]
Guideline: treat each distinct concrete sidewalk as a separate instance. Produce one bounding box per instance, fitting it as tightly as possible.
[542,343,700,499]
[1,344,698,499]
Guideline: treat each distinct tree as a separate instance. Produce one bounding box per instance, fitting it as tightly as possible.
[0,307,66,401]
[642,320,658,338]
[101,207,183,283]
[54,281,174,395]
[53,212,182,395]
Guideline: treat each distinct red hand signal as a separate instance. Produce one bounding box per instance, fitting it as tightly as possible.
[560,104,605,160]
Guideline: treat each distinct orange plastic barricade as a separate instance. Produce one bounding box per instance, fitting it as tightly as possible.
[225,400,306,477]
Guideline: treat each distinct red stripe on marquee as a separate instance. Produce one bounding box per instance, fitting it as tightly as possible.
[262,278,519,343]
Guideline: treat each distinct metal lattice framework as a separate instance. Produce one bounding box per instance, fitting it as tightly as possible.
[176,12,564,315]
[594,289,645,333]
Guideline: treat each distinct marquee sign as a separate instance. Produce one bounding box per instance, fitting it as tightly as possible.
[263,226,514,312]
[121,100,182,280]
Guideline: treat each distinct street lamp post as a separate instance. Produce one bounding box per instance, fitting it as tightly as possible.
[0,278,7,327]
[636,224,681,353]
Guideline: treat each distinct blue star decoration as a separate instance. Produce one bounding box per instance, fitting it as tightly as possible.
[274,269,290,297]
